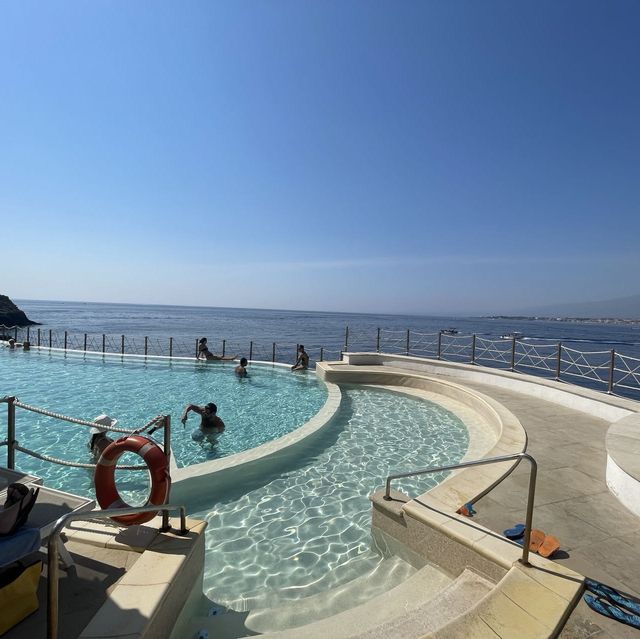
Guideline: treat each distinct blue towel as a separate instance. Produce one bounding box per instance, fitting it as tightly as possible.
[0,526,41,568]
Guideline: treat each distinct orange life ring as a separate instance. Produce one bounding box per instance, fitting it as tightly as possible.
[94,435,170,526]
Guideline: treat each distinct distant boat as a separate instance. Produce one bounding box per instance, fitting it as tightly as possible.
[441,328,458,335]
[500,331,524,340]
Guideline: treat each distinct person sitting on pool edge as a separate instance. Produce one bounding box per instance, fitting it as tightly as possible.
[88,414,116,461]
[235,357,248,377]
[181,402,225,443]
[291,344,309,371]
[198,337,236,361]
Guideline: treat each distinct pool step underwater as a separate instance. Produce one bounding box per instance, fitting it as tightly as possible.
[183,566,492,639]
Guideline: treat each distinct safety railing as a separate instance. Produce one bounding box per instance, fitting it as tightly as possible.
[47,503,187,639]
[3,323,640,397]
[0,396,170,474]
[384,452,538,565]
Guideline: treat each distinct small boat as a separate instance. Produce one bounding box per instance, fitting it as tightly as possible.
[500,331,524,340]
[440,328,458,335]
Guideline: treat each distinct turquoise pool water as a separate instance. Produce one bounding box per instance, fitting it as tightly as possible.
[0,348,327,495]
[192,385,470,610]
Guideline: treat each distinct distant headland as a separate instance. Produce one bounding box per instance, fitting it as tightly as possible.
[483,315,640,326]
[0,294,39,327]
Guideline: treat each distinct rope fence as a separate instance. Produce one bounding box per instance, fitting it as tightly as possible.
[2,324,640,398]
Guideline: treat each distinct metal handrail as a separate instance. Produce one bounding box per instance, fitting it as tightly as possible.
[47,503,188,639]
[384,452,538,565]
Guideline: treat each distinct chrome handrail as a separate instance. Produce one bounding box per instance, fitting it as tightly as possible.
[384,452,538,565]
[47,504,188,639]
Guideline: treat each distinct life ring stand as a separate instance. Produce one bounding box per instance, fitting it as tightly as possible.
[94,435,170,526]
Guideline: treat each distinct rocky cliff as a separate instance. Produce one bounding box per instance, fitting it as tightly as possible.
[0,295,38,327]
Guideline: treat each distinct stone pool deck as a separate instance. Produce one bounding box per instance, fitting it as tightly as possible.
[455,380,640,639]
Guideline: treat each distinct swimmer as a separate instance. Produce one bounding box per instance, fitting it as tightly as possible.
[291,345,309,371]
[181,402,225,443]
[88,414,116,461]
[235,357,248,378]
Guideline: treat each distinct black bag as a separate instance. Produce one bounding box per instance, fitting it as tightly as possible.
[0,483,39,536]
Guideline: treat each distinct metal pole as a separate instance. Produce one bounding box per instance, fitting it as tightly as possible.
[272,342,276,363]
[376,328,380,353]
[169,337,173,358]
[471,334,476,364]
[161,416,171,532]
[145,337,148,356]
[14,326,17,340]
[26,327,30,342]
[437,332,442,360]
[38,328,41,347]
[555,342,562,380]
[84,333,87,352]
[249,341,253,361]
[102,334,106,354]
[222,340,226,357]
[344,326,349,352]
[47,534,60,639]
[406,329,410,355]
[64,331,68,351]
[521,456,538,566]
[608,349,616,394]
[195,338,199,359]
[121,335,125,355]
[510,336,516,371]
[320,347,324,362]
[7,396,15,469]
[49,329,52,347]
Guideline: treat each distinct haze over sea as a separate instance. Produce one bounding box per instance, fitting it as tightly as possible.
[14,299,640,360]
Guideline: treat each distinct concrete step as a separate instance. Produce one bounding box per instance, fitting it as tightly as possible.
[181,565,491,639]
[243,555,423,633]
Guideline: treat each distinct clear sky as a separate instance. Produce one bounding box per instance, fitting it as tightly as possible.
[1,1,638,315]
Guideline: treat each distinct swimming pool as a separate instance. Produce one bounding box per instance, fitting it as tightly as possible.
[0,348,327,495]
[191,385,470,610]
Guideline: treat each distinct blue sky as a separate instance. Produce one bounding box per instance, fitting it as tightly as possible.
[1,1,638,315]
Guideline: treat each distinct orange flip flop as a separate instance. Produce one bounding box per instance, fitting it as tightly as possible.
[529,529,546,553]
[538,535,560,558]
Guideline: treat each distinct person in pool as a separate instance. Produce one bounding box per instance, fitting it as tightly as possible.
[235,357,248,377]
[198,337,236,361]
[88,414,116,461]
[181,402,225,443]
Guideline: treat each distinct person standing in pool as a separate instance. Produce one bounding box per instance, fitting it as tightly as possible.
[235,357,248,377]
[291,345,309,371]
[181,402,225,442]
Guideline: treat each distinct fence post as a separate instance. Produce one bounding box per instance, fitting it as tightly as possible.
[161,415,171,532]
[320,347,324,362]
[272,342,276,363]
[376,328,380,353]
[222,340,226,357]
[608,349,616,394]
[249,341,253,361]
[64,331,68,351]
[7,396,16,470]
[26,327,30,342]
[49,329,52,347]
[471,334,476,364]
[37,328,41,347]
[121,335,125,355]
[555,342,562,380]
[195,339,199,359]
[406,330,410,355]
[437,331,442,360]
[84,333,87,352]
[102,334,106,354]
[344,326,349,352]
[510,336,517,371]
[340,350,344,361]
[145,337,149,356]
[14,326,17,340]
[169,337,173,358]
